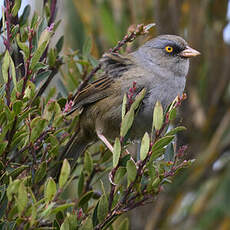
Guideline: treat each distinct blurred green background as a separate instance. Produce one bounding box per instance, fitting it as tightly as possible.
[45,0,230,229]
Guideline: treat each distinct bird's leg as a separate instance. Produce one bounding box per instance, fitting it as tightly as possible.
[96,131,114,153]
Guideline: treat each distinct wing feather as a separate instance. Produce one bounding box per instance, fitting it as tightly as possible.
[67,53,134,115]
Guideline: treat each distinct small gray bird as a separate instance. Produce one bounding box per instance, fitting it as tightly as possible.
[63,35,200,167]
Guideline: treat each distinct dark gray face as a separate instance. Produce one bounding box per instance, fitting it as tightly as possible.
[135,35,199,78]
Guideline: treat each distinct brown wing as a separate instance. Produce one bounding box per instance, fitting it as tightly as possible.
[67,53,134,115]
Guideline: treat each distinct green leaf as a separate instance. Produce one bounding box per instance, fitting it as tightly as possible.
[40,202,55,218]
[16,34,30,59]
[80,217,93,230]
[113,138,121,167]
[8,165,28,179]
[93,202,99,227]
[152,136,174,152]
[114,167,126,184]
[56,36,64,53]
[79,191,94,208]
[118,217,130,230]
[130,88,146,111]
[30,41,49,70]
[7,179,20,201]
[126,159,137,182]
[34,161,47,184]
[84,151,93,175]
[165,126,186,136]
[59,159,71,188]
[48,48,57,67]
[30,205,36,227]
[19,5,31,26]
[12,100,23,115]
[78,172,84,197]
[149,149,165,162]
[50,203,75,215]
[0,141,8,156]
[35,70,51,86]
[30,117,47,142]
[153,100,163,131]
[169,108,177,121]
[147,162,156,179]
[140,132,150,161]
[44,177,56,203]
[11,25,19,39]
[16,182,27,214]
[122,94,127,120]
[120,154,131,167]
[152,177,160,188]
[11,0,22,17]
[31,12,39,29]
[37,26,53,48]
[2,50,10,83]
[60,218,70,230]
[9,54,17,90]
[97,194,109,223]
[120,109,134,138]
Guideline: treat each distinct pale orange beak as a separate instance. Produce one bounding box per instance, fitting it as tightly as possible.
[180,46,201,58]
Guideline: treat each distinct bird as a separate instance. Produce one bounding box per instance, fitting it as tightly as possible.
[62,34,200,168]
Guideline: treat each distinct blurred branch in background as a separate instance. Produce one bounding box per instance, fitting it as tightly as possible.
[63,0,230,229]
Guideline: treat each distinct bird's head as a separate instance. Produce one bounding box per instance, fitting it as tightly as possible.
[135,34,200,78]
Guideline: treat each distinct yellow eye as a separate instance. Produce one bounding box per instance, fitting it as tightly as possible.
[165,46,173,53]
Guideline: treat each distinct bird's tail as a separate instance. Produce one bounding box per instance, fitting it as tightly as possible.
[61,132,89,169]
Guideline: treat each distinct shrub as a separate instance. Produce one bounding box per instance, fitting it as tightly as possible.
[0,1,193,229]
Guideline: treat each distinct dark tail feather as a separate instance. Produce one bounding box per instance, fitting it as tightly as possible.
[64,135,89,168]
[50,132,90,181]
[61,132,89,169]
[50,133,90,180]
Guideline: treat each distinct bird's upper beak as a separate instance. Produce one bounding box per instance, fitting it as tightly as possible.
[180,46,201,58]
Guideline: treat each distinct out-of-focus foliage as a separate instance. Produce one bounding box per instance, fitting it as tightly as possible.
[66,0,230,229]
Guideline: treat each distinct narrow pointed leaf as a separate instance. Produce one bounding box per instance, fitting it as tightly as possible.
[126,159,137,182]
[30,41,49,70]
[59,159,71,188]
[79,191,94,208]
[97,194,109,223]
[152,136,174,152]
[84,151,93,175]
[11,0,22,16]
[17,182,27,214]
[16,34,29,59]
[45,177,56,203]
[120,109,134,138]
[80,217,93,230]
[113,138,121,167]
[2,50,10,83]
[114,167,126,184]
[169,108,177,121]
[153,100,163,130]
[9,55,17,90]
[166,126,186,136]
[140,132,150,160]
[122,94,127,120]
[130,88,146,111]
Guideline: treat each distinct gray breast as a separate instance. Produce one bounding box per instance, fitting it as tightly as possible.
[130,75,186,139]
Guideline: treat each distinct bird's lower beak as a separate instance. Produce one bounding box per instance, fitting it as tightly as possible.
[180,46,201,58]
